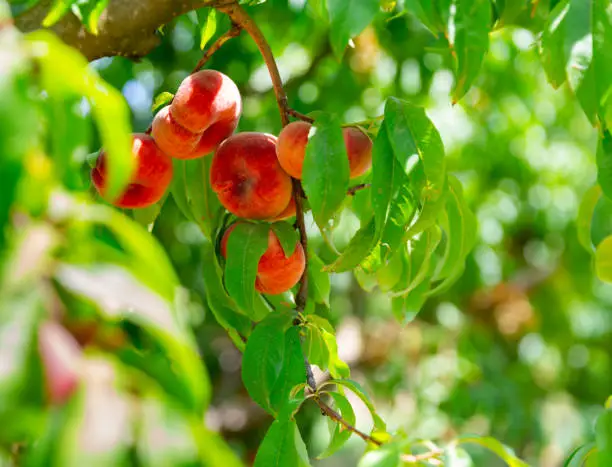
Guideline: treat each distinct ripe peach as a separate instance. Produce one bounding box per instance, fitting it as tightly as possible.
[91,133,173,209]
[151,106,201,158]
[211,133,292,220]
[171,70,242,134]
[276,122,373,179]
[271,196,296,221]
[221,223,305,295]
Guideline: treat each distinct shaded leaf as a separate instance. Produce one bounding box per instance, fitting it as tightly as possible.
[308,253,331,305]
[326,0,379,59]
[318,393,355,459]
[325,217,377,272]
[577,185,602,253]
[458,436,528,467]
[595,235,612,282]
[270,326,306,415]
[253,419,310,467]
[272,222,299,257]
[358,443,401,467]
[596,409,612,466]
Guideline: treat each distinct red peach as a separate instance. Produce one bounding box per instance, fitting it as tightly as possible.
[151,106,201,159]
[210,133,292,220]
[221,223,305,295]
[276,121,373,179]
[270,196,296,221]
[170,70,242,134]
[91,133,173,209]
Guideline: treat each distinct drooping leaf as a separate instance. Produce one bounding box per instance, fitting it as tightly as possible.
[303,324,330,370]
[302,113,350,228]
[326,0,379,59]
[457,436,529,467]
[318,393,355,459]
[308,253,331,305]
[224,222,270,316]
[450,0,492,102]
[325,217,377,272]
[540,0,569,88]
[270,326,306,415]
[371,122,398,236]
[253,419,311,467]
[577,185,602,253]
[271,222,299,257]
[201,239,252,341]
[320,328,350,379]
[241,312,293,415]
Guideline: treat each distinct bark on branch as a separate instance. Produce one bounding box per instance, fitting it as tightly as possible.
[14,0,232,61]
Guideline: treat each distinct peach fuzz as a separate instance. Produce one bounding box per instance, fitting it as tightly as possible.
[221,223,305,295]
[151,106,201,159]
[276,121,373,179]
[210,133,292,220]
[91,133,173,209]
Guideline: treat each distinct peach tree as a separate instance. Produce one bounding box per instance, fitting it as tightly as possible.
[1,0,612,465]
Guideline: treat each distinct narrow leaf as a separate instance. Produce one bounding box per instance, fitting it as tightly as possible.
[577,185,602,253]
[325,217,377,272]
[198,8,217,50]
[457,436,528,467]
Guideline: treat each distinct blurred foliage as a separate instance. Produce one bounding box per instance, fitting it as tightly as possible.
[3,0,612,466]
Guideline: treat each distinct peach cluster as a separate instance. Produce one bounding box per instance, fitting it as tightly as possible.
[91,70,241,208]
[91,68,373,295]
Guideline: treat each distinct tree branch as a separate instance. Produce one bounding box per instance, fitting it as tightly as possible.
[14,0,234,61]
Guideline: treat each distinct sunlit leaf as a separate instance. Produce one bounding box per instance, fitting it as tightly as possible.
[253,419,310,467]
[577,185,602,253]
[197,8,217,50]
[457,436,528,467]
[326,0,379,59]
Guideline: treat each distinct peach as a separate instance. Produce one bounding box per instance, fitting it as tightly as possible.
[276,121,373,179]
[151,70,242,159]
[171,70,241,134]
[221,223,305,295]
[210,133,292,220]
[270,196,296,221]
[91,133,173,209]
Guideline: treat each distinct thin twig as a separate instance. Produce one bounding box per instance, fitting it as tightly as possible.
[192,23,242,73]
[287,108,315,123]
[347,183,371,196]
[315,397,382,446]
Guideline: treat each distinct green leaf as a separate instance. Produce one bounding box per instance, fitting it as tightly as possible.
[371,122,398,235]
[358,443,401,467]
[566,0,612,124]
[224,222,270,316]
[598,130,612,201]
[540,0,569,88]
[27,32,134,202]
[595,235,612,282]
[241,312,293,415]
[429,176,477,292]
[577,185,602,253]
[326,0,379,59]
[201,239,253,340]
[596,409,612,465]
[402,0,444,33]
[457,436,528,467]
[564,443,597,467]
[198,8,217,50]
[318,393,355,458]
[303,113,350,228]
[55,264,210,413]
[72,0,110,35]
[324,379,386,431]
[271,222,299,257]
[42,0,79,27]
[197,427,245,467]
[320,328,351,379]
[254,419,311,467]
[270,326,306,414]
[325,217,378,272]
[450,0,491,102]
[152,92,174,113]
[384,98,446,193]
[308,253,331,305]
[303,324,330,370]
